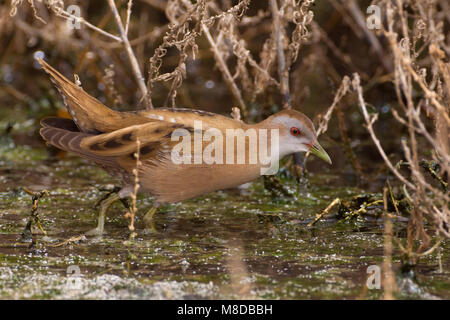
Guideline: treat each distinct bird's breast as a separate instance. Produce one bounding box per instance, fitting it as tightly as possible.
[138,162,263,203]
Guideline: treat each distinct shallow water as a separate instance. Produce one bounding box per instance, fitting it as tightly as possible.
[0,107,448,300]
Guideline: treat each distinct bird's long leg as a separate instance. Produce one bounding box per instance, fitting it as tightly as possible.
[94,186,121,207]
[143,203,160,231]
[120,198,131,211]
[86,192,122,236]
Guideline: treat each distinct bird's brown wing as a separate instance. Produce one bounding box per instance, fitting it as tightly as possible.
[41,116,195,164]
[41,113,201,165]
[40,117,118,167]
[79,121,194,158]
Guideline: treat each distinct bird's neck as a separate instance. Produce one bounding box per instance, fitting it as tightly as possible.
[243,119,293,162]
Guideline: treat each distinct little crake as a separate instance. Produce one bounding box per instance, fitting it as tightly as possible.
[38,58,331,235]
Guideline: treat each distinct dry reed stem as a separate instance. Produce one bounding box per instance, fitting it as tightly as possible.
[49,234,87,247]
[107,0,151,109]
[307,197,340,227]
[125,139,141,236]
[352,73,416,191]
[269,0,291,109]
[316,75,350,136]
[202,22,247,116]
[45,2,123,42]
[124,0,133,36]
[312,75,368,176]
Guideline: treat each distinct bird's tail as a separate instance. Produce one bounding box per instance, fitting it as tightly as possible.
[38,58,123,133]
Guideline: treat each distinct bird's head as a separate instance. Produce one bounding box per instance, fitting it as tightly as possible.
[264,110,332,164]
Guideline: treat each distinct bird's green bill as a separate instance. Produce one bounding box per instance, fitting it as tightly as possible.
[310,142,332,164]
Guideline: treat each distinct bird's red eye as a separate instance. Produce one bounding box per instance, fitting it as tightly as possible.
[290,127,301,136]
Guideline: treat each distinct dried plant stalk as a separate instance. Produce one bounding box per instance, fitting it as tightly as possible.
[269,0,291,108]
[107,0,151,109]
[202,22,247,116]
[125,139,141,237]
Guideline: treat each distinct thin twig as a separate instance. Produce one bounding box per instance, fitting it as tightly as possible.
[49,234,87,247]
[352,73,416,191]
[125,139,141,240]
[269,0,291,109]
[52,7,122,42]
[316,76,350,136]
[307,198,341,227]
[387,180,400,215]
[107,0,152,109]
[202,22,247,117]
[125,0,133,36]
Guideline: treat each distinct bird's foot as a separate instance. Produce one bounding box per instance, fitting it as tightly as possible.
[142,219,157,234]
[143,205,159,233]
[85,227,106,237]
[142,224,158,234]
[87,188,126,236]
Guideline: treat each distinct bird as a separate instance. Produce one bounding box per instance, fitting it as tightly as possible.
[37,58,331,235]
